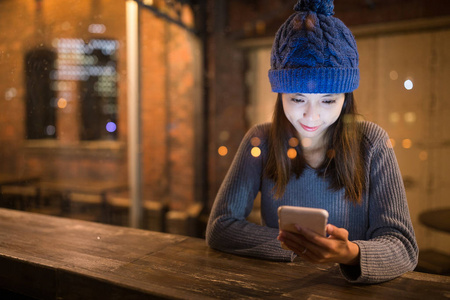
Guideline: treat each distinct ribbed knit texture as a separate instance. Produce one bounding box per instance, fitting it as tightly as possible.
[206,121,418,284]
[268,0,359,93]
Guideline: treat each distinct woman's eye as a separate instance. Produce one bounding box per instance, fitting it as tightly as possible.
[291,98,305,103]
[322,99,336,104]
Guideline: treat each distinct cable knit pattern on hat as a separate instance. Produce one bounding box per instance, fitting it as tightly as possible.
[269,0,359,93]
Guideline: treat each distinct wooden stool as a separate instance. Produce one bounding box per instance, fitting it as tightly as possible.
[106,192,167,231]
[165,202,203,237]
[143,201,167,232]
[0,185,39,210]
[67,192,102,223]
[106,193,129,226]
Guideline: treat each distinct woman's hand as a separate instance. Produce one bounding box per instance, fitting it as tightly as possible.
[277,224,360,265]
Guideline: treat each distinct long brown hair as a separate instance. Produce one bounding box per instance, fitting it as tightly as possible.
[264,92,365,204]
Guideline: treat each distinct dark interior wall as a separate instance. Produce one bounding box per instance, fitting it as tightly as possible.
[225,0,450,39]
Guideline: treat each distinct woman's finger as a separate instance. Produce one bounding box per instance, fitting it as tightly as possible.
[326,224,349,241]
[280,230,327,259]
[281,237,322,262]
[293,226,334,251]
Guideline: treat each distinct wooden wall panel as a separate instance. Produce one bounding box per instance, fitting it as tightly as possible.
[354,38,379,121]
[246,48,275,126]
[428,29,450,253]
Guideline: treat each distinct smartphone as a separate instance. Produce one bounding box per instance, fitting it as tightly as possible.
[278,206,329,249]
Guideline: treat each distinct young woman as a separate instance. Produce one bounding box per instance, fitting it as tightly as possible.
[206,0,418,284]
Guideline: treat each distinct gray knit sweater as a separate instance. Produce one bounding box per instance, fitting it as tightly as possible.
[206,121,418,284]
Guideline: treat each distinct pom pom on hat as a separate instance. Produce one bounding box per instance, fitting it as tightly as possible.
[294,0,334,16]
[268,0,359,94]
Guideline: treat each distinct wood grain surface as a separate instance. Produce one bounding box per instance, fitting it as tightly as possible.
[0,208,449,299]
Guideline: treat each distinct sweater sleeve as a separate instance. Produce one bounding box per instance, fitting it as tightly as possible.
[340,127,419,283]
[206,125,293,261]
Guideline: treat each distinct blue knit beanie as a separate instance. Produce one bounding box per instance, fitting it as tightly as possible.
[269,0,359,94]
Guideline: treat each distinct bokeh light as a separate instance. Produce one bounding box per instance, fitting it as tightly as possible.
[419,151,428,161]
[301,138,312,148]
[5,87,17,101]
[46,125,56,136]
[389,112,400,123]
[287,148,297,159]
[218,146,228,156]
[402,139,412,149]
[251,147,261,157]
[219,130,230,141]
[106,122,117,133]
[404,112,416,123]
[88,24,106,34]
[57,98,67,109]
[251,137,261,147]
[387,138,395,148]
[404,79,413,90]
[390,70,398,80]
[288,137,299,147]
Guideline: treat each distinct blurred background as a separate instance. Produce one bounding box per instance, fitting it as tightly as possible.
[0,0,449,273]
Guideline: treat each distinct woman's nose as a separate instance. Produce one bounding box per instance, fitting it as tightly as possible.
[303,103,320,120]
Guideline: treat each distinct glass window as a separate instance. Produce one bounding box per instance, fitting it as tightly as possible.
[52,38,119,141]
[24,48,57,139]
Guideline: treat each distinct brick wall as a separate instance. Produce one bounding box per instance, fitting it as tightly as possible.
[0,0,202,218]
[140,5,202,211]
[0,0,129,182]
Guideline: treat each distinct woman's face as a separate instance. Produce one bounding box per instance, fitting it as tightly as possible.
[281,93,345,147]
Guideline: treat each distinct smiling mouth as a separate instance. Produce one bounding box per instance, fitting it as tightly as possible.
[300,123,320,132]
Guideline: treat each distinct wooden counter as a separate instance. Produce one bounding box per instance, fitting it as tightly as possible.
[0,208,449,299]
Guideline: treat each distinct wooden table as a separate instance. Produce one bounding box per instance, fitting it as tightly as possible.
[0,174,40,205]
[38,180,128,197]
[0,208,449,300]
[0,174,39,186]
[38,180,128,222]
[0,174,40,196]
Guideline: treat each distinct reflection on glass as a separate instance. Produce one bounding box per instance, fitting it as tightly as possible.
[53,38,119,141]
[25,48,57,139]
